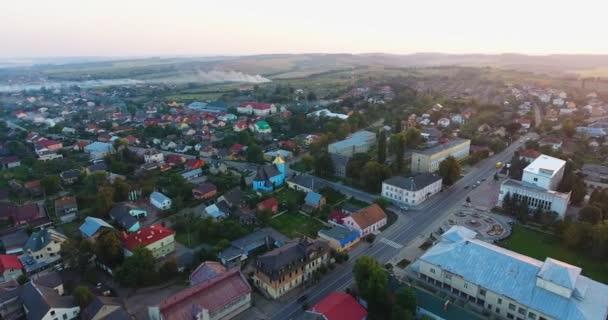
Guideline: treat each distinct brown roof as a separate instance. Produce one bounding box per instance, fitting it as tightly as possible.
[158,269,251,320]
[54,196,77,208]
[351,204,386,229]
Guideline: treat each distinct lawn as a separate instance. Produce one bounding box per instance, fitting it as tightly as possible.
[175,229,204,248]
[499,225,608,284]
[274,188,305,207]
[289,160,313,173]
[270,213,326,238]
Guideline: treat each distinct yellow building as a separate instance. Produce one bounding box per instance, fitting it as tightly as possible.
[411,138,470,173]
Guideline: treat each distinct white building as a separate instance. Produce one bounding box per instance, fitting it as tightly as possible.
[144,150,164,163]
[498,154,570,218]
[328,130,376,157]
[150,192,172,210]
[522,155,566,191]
[382,173,442,206]
[307,109,349,120]
[408,226,608,320]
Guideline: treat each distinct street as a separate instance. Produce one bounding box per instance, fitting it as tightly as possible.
[269,133,535,320]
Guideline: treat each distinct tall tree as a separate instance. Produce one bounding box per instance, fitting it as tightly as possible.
[404,128,422,148]
[438,156,461,185]
[115,247,158,287]
[95,229,123,268]
[579,206,602,225]
[72,286,95,308]
[314,152,335,178]
[353,256,390,319]
[394,118,402,133]
[41,175,61,197]
[246,144,264,164]
[377,130,387,164]
[561,118,576,138]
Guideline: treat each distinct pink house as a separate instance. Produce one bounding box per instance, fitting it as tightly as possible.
[341,204,387,236]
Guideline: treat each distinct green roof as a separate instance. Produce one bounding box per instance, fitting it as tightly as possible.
[256,121,270,129]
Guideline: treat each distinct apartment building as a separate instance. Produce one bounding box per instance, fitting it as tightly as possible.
[411,139,470,173]
[382,173,442,206]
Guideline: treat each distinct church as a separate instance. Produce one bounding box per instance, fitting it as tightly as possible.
[252,156,285,192]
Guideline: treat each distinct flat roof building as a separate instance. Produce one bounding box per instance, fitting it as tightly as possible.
[328,130,376,157]
[522,155,566,191]
[411,139,470,173]
[382,173,442,206]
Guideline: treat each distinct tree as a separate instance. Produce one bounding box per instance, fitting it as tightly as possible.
[96,184,115,215]
[72,286,95,308]
[61,238,93,271]
[579,206,603,225]
[377,130,387,164]
[353,256,389,319]
[41,175,61,196]
[394,118,402,133]
[562,118,576,138]
[95,229,123,268]
[390,133,406,173]
[394,286,417,314]
[307,91,317,102]
[314,152,334,178]
[360,161,391,193]
[516,199,529,223]
[404,128,422,148]
[115,247,158,287]
[246,144,265,164]
[240,175,247,190]
[438,156,461,185]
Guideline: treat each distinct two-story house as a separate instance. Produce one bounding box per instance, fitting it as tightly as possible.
[121,224,175,259]
[22,229,67,270]
[341,204,387,236]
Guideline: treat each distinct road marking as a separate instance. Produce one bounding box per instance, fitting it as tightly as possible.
[379,237,403,249]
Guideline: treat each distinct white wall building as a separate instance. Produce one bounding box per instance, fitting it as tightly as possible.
[521,155,565,191]
[144,150,164,163]
[382,173,442,206]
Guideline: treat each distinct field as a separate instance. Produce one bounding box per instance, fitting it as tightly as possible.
[499,225,608,284]
[269,212,326,238]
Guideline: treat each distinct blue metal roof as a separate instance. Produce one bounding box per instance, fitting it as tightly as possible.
[181,168,202,179]
[305,192,322,206]
[84,141,113,152]
[150,191,170,203]
[413,227,608,320]
[79,216,114,237]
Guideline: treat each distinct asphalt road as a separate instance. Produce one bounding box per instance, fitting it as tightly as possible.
[270,133,536,320]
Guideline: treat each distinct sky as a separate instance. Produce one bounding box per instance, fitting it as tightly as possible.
[1,0,608,58]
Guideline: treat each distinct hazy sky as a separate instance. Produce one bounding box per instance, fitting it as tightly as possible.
[2,0,607,57]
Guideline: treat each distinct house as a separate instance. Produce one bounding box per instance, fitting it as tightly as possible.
[252,121,272,133]
[0,229,29,255]
[59,169,80,184]
[144,150,164,163]
[217,188,245,208]
[382,173,443,206]
[181,168,202,181]
[192,183,217,200]
[408,226,608,320]
[304,191,326,210]
[233,121,248,132]
[150,269,252,320]
[477,123,491,133]
[79,217,114,240]
[21,277,80,320]
[86,162,107,174]
[81,296,129,320]
[37,151,63,162]
[208,160,228,175]
[21,228,67,273]
[204,204,227,220]
[185,159,204,170]
[165,154,185,166]
[0,156,21,169]
[519,149,541,163]
[189,261,226,285]
[0,279,24,319]
[0,255,23,283]
[252,238,330,299]
[150,192,172,210]
[451,114,465,125]
[84,142,113,160]
[34,139,62,156]
[307,292,367,320]
[174,145,192,153]
[327,209,347,224]
[23,180,42,196]
[218,228,288,267]
[0,203,43,226]
[54,196,78,223]
[317,225,360,252]
[328,131,376,157]
[342,204,387,236]
[124,135,140,145]
[286,175,325,193]
[257,198,279,215]
[539,136,563,151]
[121,224,175,259]
[437,117,451,127]
[108,203,145,232]
[238,102,276,116]
[581,164,608,190]
[252,156,285,192]
[330,153,349,178]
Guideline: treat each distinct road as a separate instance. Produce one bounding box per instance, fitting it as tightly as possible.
[533,105,543,128]
[270,133,535,320]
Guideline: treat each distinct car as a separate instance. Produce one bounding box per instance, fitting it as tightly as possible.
[464,185,470,189]
[481,178,486,182]
[297,294,308,303]
[400,206,409,211]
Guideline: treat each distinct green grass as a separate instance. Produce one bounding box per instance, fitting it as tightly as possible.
[269,212,326,238]
[274,188,305,206]
[59,221,80,237]
[289,160,313,173]
[499,225,608,284]
[175,229,204,248]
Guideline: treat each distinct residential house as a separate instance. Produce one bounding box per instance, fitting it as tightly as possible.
[581,164,608,190]
[150,192,172,210]
[382,173,443,206]
[189,261,227,285]
[21,276,79,320]
[437,118,451,127]
[519,149,541,163]
[330,154,349,178]
[317,225,360,252]
[192,183,218,200]
[181,168,203,181]
[144,150,164,163]
[108,203,145,232]
[252,121,272,133]
[204,204,227,220]
[539,136,563,151]
[342,204,387,236]
[451,114,465,125]
[257,198,279,215]
[60,169,81,184]
[121,224,175,259]
[208,160,228,175]
[408,226,608,320]
[150,269,251,320]
[0,279,24,320]
[185,159,204,170]
[217,188,245,208]
[54,196,78,223]
[0,156,21,169]
[252,238,330,299]
[238,102,276,116]
[218,228,288,267]
[84,142,113,160]
[21,228,67,274]
[86,162,107,174]
[81,296,129,320]
[0,230,29,255]
[34,140,62,156]
[79,217,114,241]
[23,180,42,196]
[304,192,326,210]
[0,203,43,226]
[286,175,325,193]
[0,255,23,283]
[306,292,367,320]
[233,121,248,132]
[252,157,285,192]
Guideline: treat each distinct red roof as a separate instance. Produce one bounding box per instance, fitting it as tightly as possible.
[121,225,175,251]
[520,149,541,159]
[233,121,248,129]
[309,292,367,320]
[258,198,278,210]
[158,269,251,320]
[0,255,22,273]
[328,210,346,224]
[166,154,185,165]
[34,139,61,149]
[229,144,245,152]
[239,102,272,110]
[185,159,205,170]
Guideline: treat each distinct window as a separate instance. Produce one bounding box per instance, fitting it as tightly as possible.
[507,313,514,319]
[464,283,468,289]
[518,307,526,315]
[51,311,56,316]
[528,313,537,320]
[509,303,516,311]
[430,268,435,274]
[445,274,452,280]
[498,298,502,304]
[539,317,547,320]
[496,308,500,314]
[63,314,68,320]
[479,289,486,296]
